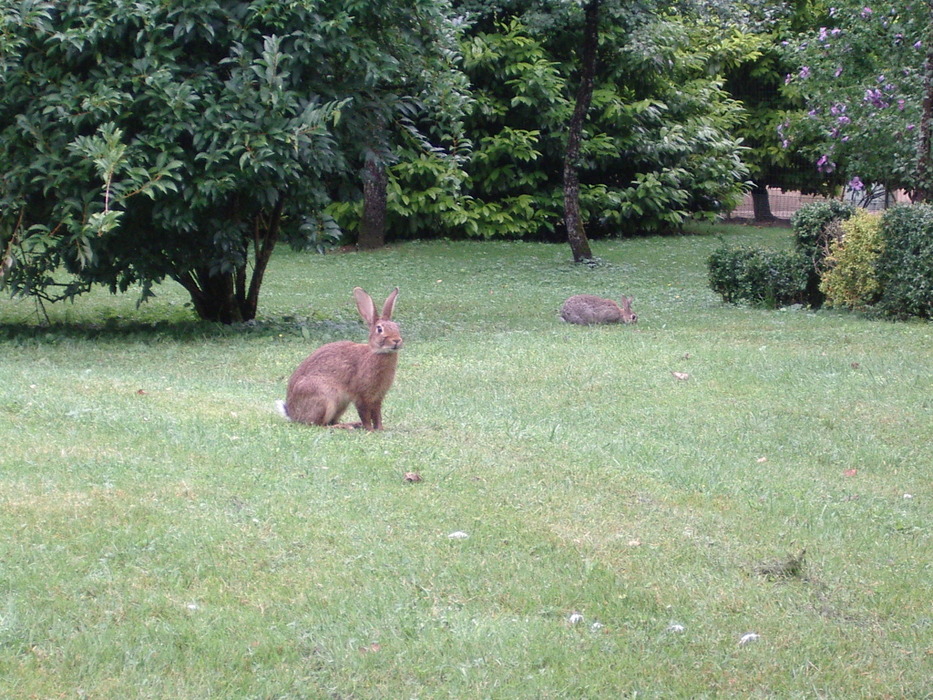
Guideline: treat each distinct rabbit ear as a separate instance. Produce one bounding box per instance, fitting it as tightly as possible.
[353,287,377,325]
[380,287,399,320]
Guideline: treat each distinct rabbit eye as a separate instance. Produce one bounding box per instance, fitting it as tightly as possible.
[376,324,384,334]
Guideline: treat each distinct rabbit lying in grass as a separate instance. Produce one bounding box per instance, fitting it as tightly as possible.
[560,294,637,325]
[276,287,402,430]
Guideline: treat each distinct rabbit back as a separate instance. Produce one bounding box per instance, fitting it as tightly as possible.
[560,294,636,325]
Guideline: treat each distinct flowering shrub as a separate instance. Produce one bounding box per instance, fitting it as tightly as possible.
[781,1,931,195]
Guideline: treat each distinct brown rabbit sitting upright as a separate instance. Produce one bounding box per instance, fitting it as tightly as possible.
[277,287,402,430]
[560,294,637,325]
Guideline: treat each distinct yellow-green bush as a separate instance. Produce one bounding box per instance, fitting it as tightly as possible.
[819,209,884,310]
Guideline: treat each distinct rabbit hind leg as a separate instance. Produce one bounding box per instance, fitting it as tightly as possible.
[286,385,351,427]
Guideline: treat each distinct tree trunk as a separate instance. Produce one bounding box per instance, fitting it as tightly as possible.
[177,267,243,324]
[175,196,284,323]
[913,41,933,203]
[563,0,600,263]
[358,153,389,250]
[751,181,775,221]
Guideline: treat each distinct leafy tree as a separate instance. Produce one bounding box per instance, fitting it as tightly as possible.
[0,0,463,322]
[448,0,753,248]
[724,0,841,221]
[782,0,933,200]
[326,5,470,250]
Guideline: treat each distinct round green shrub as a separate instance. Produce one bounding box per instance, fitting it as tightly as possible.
[819,209,884,310]
[876,204,933,319]
[790,200,856,258]
[708,245,810,308]
[790,200,856,308]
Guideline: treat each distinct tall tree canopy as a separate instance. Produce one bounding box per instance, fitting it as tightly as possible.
[376,0,754,252]
[0,0,464,322]
[724,0,841,221]
[783,0,933,200]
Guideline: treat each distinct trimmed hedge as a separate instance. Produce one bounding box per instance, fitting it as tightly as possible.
[708,246,810,308]
[790,200,856,308]
[790,200,856,259]
[710,201,933,319]
[876,204,933,319]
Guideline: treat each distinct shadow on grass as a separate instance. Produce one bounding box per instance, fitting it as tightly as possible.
[0,316,364,345]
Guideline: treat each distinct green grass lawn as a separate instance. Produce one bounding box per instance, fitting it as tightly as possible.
[1,226,930,698]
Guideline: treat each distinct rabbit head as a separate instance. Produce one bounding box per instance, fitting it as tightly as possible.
[355,286,402,354]
[280,287,403,430]
[617,296,637,324]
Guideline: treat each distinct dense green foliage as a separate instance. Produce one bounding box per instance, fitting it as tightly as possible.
[789,198,855,305]
[789,199,855,259]
[708,199,853,309]
[342,2,755,242]
[875,204,933,319]
[819,209,884,310]
[724,0,840,202]
[0,0,463,322]
[711,200,933,319]
[707,245,809,307]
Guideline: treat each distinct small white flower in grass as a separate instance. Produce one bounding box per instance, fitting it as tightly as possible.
[568,612,584,625]
[591,621,604,632]
[667,624,685,633]
[903,493,913,499]
[447,531,469,540]
[186,603,199,611]
[739,632,760,645]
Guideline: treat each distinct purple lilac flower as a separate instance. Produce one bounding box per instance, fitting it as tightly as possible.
[834,66,844,78]
[864,88,888,109]
[915,41,923,50]
[861,6,873,18]
[897,99,906,111]
[837,115,851,125]
[848,177,864,191]
[800,66,811,79]
[817,155,836,174]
